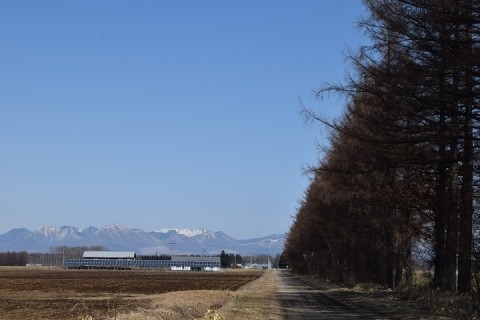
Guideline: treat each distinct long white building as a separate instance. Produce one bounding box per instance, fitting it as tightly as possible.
[65,251,220,270]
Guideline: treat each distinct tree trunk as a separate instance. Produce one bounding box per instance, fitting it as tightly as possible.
[444,186,458,291]
[434,154,448,290]
[458,1,474,293]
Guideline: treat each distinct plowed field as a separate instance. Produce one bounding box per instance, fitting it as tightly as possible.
[0,267,263,320]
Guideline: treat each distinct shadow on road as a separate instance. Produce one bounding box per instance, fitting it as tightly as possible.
[275,270,441,320]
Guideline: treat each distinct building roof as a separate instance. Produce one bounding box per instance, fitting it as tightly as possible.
[82,251,136,259]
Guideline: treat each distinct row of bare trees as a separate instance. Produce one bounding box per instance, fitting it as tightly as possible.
[285,0,480,293]
[0,251,29,266]
[0,246,108,267]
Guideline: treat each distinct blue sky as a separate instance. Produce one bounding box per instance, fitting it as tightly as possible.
[0,1,366,239]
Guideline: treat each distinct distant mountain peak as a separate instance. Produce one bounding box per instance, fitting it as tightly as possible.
[103,224,128,231]
[157,228,209,237]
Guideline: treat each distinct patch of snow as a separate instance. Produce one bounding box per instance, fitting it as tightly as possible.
[156,229,173,234]
[156,228,209,237]
[176,228,208,237]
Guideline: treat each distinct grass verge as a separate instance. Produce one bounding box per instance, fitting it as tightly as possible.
[213,269,284,320]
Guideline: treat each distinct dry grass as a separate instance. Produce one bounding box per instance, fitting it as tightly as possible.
[215,269,284,320]
[108,290,236,320]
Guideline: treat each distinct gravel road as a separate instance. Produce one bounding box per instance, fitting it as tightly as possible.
[275,270,437,320]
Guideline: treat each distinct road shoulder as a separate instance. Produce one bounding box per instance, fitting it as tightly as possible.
[215,269,284,320]
[278,271,450,319]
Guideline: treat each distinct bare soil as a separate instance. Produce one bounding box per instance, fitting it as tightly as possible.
[0,267,262,320]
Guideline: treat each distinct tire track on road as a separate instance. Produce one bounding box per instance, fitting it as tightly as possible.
[276,271,390,319]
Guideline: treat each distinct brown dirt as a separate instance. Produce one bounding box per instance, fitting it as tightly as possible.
[0,267,262,320]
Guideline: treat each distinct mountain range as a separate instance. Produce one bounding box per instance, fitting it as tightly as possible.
[0,224,285,256]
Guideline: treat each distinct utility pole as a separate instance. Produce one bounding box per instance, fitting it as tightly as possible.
[168,241,176,254]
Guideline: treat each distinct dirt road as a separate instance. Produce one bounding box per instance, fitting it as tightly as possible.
[275,270,438,320]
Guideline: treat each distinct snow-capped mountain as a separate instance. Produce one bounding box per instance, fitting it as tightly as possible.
[0,224,285,255]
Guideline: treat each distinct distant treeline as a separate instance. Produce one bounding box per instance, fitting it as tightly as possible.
[220,251,242,268]
[0,251,29,266]
[0,246,107,267]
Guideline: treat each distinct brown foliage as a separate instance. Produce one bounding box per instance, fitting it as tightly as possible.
[288,0,480,294]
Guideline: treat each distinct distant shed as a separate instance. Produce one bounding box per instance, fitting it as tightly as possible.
[82,251,136,260]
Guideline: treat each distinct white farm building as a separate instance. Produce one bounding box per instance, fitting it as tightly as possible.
[65,251,221,270]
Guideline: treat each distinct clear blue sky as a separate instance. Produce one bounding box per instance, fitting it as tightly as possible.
[0,1,366,239]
